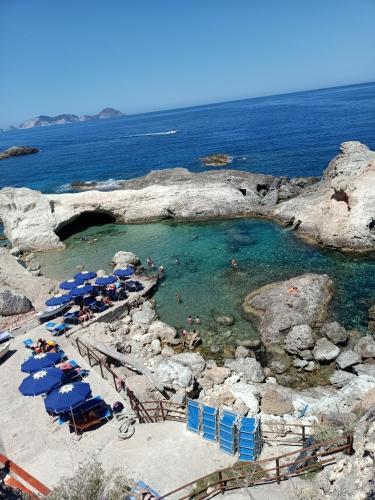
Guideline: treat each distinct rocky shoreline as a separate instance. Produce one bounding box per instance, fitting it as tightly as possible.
[0,141,374,254]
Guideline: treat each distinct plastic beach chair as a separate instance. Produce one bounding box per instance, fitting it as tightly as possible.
[219,410,238,455]
[202,404,218,442]
[22,338,34,347]
[238,417,262,462]
[186,399,201,433]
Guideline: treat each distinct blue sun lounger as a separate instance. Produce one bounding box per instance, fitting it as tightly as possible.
[238,417,262,461]
[186,399,200,433]
[219,410,238,455]
[202,404,218,442]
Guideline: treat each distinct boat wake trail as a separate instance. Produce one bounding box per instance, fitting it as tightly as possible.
[125,129,179,138]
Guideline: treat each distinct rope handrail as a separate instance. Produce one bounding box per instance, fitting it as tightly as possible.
[161,433,353,498]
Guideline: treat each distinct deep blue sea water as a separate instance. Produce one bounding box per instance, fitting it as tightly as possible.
[1,82,375,192]
[2,83,375,346]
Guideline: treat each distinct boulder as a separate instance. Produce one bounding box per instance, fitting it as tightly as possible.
[235,346,250,359]
[354,364,375,378]
[354,336,375,359]
[112,250,140,268]
[152,358,192,389]
[335,350,361,370]
[132,302,156,326]
[224,357,265,383]
[304,361,316,372]
[329,370,357,388]
[146,321,177,343]
[228,382,260,415]
[171,352,206,378]
[299,349,314,360]
[198,367,231,390]
[150,339,161,355]
[215,314,235,326]
[161,346,175,358]
[0,288,32,316]
[269,359,290,374]
[313,338,340,362]
[293,358,308,369]
[284,324,315,354]
[320,321,348,344]
[261,388,294,416]
[243,273,333,346]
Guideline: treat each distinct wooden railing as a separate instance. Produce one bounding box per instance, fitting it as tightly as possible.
[131,399,186,424]
[161,433,353,499]
[0,453,51,499]
[75,337,123,392]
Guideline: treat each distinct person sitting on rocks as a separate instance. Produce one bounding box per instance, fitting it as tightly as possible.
[189,330,200,349]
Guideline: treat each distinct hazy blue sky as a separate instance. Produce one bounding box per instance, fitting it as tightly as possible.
[1,0,374,127]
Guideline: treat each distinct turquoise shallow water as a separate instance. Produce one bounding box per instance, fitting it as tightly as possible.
[37,219,375,347]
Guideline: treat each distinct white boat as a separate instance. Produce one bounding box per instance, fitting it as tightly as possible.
[0,342,10,361]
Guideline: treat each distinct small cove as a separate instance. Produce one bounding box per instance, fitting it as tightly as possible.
[37,219,375,350]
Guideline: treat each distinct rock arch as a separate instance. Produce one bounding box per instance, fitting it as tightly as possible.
[55,210,116,241]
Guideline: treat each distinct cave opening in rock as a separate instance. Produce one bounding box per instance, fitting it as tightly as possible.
[55,211,116,240]
[238,188,247,196]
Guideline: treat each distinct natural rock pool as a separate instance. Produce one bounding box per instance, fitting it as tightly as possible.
[37,219,375,350]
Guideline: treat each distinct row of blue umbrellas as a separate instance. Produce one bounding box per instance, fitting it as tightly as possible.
[19,351,92,414]
[46,268,135,306]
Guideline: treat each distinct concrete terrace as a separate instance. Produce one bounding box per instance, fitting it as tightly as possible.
[0,320,237,494]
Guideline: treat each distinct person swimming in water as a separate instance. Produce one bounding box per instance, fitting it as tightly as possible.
[176,293,181,303]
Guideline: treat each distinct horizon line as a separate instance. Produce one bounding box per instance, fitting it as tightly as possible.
[3,79,374,131]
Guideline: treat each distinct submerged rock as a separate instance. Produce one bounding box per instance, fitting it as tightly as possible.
[199,154,232,167]
[243,273,333,347]
[0,145,39,161]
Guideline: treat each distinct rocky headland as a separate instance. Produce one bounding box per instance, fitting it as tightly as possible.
[0,145,39,161]
[17,107,124,129]
[0,141,373,254]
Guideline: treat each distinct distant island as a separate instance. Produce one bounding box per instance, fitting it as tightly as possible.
[17,107,124,129]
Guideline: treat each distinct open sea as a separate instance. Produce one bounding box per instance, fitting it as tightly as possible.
[1,82,375,347]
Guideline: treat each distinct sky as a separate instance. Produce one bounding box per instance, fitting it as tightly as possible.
[1,0,375,128]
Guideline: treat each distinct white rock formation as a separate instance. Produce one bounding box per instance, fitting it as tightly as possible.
[274,141,375,253]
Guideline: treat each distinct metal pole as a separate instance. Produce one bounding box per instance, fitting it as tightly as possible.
[160,401,165,421]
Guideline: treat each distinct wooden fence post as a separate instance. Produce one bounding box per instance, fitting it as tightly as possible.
[276,458,281,484]
[302,425,306,444]
[160,401,165,421]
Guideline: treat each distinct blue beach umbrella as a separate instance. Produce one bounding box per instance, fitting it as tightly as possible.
[75,271,97,281]
[21,351,64,373]
[95,275,117,286]
[113,267,135,278]
[44,382,91,413]
[19,367,63,396]
[70,284,95,297]
[45,294,71,307]
[60,278,84,291]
